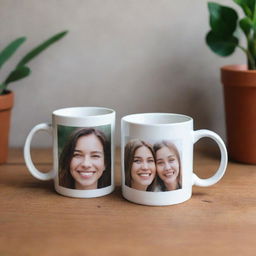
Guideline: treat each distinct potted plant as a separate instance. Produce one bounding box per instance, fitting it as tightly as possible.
[0,31,68,163]
[206,0,256,164]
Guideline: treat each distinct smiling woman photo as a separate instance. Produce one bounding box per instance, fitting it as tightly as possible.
[154,141,182,191]
[125,139,156,191]
[59,128,111,190]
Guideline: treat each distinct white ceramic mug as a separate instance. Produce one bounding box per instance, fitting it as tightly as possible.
[24,107,115,198]
[121,113,228,206]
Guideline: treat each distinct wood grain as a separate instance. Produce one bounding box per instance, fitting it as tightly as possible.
[0,147,255,256]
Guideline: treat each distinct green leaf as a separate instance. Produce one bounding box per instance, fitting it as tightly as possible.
[4,66,31,85]
[208,2,238,37]
[0,83,5,95]
[239,17,253,36]
[233,0,256,18]
[206,31,239,56]
[16,30,68,67]
[0,37,26,69]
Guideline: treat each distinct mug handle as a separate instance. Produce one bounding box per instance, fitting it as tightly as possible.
[24,123,55,181]
[192,129,228,186]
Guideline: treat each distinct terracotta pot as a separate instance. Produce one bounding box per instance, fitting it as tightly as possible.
[0,91,14,164]
[221,65,256,164]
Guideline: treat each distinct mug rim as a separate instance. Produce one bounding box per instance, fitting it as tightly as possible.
[53,106,115,118]
[121,113,192,126]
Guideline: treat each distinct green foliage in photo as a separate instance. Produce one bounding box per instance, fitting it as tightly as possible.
[57,125,112,157]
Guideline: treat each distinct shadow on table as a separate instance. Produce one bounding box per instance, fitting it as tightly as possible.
[2,177,56,194]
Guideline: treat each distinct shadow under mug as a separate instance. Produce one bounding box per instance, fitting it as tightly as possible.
[121,113,228,206]
[24,107,115,198]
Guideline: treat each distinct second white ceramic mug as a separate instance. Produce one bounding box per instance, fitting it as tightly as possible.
[121,113,228,206]
[24,107,115,198]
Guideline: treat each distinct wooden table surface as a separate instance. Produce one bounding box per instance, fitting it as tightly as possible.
[0,147,256,256]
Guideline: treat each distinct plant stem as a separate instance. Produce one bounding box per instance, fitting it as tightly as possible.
[0,83,6,95]
[238,45,256,69]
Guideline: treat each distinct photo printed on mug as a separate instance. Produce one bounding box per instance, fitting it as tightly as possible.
[124,137,182,192]
[58,124,112,190]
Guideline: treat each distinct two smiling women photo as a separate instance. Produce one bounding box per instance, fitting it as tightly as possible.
[125,139,182,192]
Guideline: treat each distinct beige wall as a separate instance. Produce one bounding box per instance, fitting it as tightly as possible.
[0,0,244,147]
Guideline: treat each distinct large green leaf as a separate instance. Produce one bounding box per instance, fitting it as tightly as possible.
[0,37,26,69]
[233,0,256,18]
[16,30,68,67]
[208,2,238,37]
[4,66,31,85]
[206,31,239,56]
[239,17,253,36]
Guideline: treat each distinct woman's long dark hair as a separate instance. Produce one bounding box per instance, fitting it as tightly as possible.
[59,128,111,189]
[124,139,156,191]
